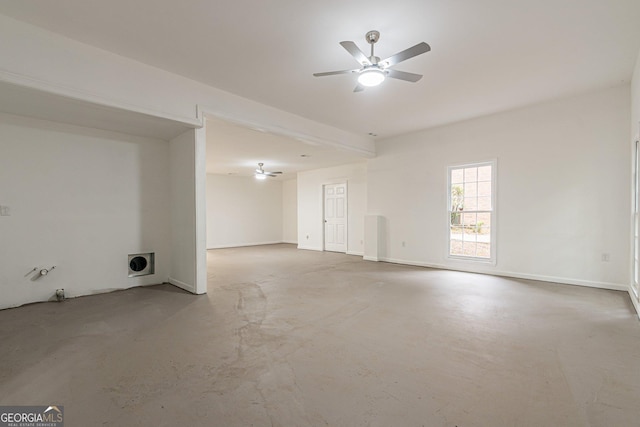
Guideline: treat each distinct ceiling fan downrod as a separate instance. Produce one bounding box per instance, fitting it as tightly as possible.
[365,30,380,63]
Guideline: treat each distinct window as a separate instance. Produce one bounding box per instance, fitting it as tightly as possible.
[448,161,496,262]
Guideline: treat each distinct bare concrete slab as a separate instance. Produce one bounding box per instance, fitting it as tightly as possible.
[1,244,639,426]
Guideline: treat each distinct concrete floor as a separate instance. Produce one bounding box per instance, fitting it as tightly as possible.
[1,244,640,426]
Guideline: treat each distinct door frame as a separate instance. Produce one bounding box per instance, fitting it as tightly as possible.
[322,181,348,253]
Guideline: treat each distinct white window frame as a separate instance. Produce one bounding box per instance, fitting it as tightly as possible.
[633,140,639,298]
[447,160,497,264]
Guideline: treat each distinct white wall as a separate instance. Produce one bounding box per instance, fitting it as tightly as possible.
[368,85,630,290]
[633,50,640,142]
[297,163,367,255]
[206,174,283,248]
[282,179,298,244]
[0,113,171,309]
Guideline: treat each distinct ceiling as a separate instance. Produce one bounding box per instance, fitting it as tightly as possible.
[205,116,365,178]
[0,80,198,140]
[1,0,639,155]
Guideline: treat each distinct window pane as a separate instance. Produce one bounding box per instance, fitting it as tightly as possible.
[464,167,478,183]
[464,182,478,197]
[478,181,492,197]
[450,231,463,256]
[462,212,476,226]
[451,211,463,226]
[477,213,491,235]
[476,242,491,258]
[451,184,464,210]
[451,169,464,184]
[480,227,491,243]
[462,242,478,257]
[478,165,492,181]
[464,197,478,210]
[478,196,492,210]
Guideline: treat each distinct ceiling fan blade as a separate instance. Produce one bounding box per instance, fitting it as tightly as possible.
[313,69,358,77]
[266,173,278,177]
[340,41,372,66]
[381,42,431,67]
[387,69,423,83]
[353,84,365,93]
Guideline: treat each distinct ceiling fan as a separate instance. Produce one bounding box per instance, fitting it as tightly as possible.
[255,162,282,180]
[314,30,431,92]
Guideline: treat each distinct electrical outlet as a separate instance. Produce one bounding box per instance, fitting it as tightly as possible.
[601,253,610,262]
[0,205,10,216]
[402,241,406,247]
[306,235,309,240]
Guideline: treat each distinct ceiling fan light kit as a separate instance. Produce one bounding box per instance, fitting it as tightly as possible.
[314,30,430,92]
[255,162,282,180]
[358,68,386,87]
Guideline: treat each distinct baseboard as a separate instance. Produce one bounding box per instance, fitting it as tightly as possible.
[363,256,379,262]
[297,245,322,251]
[347,251,364,256]
[282,240,298,245]
[207,241,284,249]
[169,277,195,294]
[378,257,628,292]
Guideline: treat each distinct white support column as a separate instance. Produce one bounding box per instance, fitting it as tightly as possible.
[169,127,207,294]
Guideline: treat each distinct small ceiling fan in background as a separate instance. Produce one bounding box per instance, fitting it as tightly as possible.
[313,30,431,92]
[255,162,282,180]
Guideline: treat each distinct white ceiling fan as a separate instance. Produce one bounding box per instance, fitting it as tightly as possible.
[313,30,431,92]
[255,162,282,180]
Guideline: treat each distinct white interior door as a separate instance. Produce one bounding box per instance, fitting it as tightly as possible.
[324,183,347,253]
